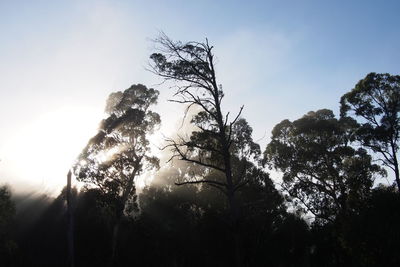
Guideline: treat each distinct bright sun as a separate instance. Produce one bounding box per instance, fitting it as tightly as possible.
[3,107,101,195]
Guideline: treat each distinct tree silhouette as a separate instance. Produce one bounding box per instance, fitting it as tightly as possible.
[73,84,160,263]
[340,73,400,191]
[0,185,16,264]
[343,185,400,266]
[149,33,263,266]
[265,109,384,224]
[136,156,305,267]
[66,171,74,267]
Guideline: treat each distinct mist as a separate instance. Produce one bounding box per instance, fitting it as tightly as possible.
[1,1,400,266]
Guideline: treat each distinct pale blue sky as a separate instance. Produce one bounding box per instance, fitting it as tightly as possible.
[0,0,399,193]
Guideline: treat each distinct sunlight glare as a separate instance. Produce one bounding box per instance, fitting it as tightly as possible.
[2,107,101,195]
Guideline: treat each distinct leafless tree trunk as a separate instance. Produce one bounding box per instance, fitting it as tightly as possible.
[150,33,245,266]
[66,170,75,267]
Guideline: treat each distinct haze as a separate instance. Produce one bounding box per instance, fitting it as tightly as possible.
[0,0,399,194]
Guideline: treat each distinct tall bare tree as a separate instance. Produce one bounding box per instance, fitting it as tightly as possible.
[150,33,257,266]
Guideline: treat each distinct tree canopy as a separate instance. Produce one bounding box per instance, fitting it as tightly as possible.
[340,73,400,190]
[265,109,384,224]
[73,84,160,262]
[74,84,160,214]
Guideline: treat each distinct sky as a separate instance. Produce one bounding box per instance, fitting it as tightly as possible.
[0,0,399,195]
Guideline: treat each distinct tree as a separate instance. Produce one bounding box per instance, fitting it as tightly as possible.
[0,185,15,238]
[0,185,16,263]
[66,171,74,267]
[149,33,260,266]
[73,84,160,262]
[340,73,400,191]
[136,145,294,267]
[265,109,384,224]
[343,185,400,266]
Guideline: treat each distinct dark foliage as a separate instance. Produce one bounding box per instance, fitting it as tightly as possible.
[0,186,17,265]
[265,109,384,224]
[340,73,400,190]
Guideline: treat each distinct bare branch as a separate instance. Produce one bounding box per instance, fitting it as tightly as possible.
[175,179,226,187]
[164,138,226,173]
[228,105,244,143]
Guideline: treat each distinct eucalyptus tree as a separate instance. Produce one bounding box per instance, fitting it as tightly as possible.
[149,33,265,266]
[73,84,160,262]
[265,109,384,224]
[340,73,400,191]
